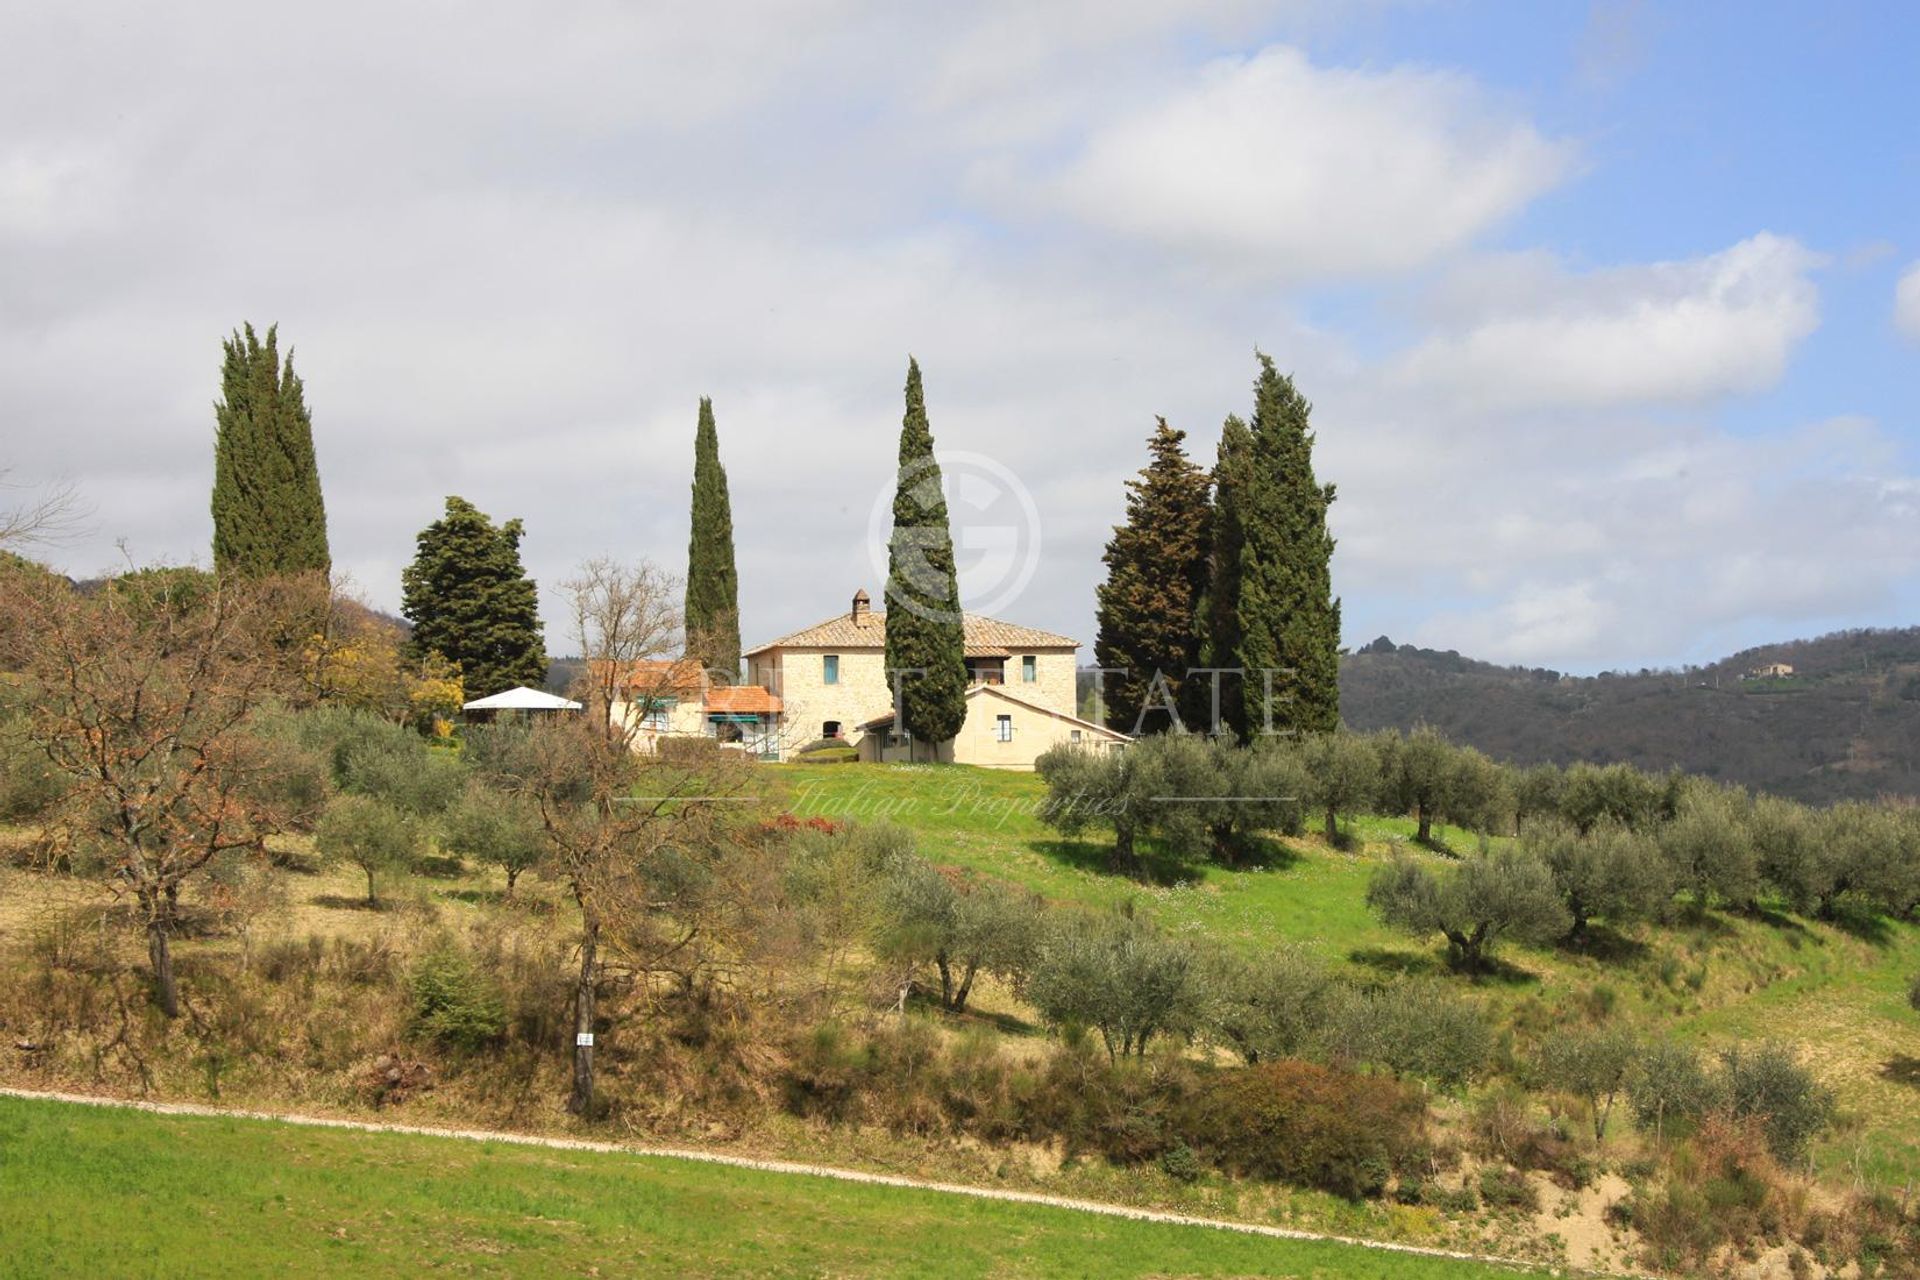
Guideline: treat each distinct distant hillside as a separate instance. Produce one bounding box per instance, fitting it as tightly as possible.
[1338,628,1920,805]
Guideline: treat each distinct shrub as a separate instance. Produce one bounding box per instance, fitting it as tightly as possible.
[1158,1142,1202,1184]
[1322,980,1492,1088]
[658,736,722,766]
[792,739,858,765]
[0,721,66,820]
[409,941,508,1051]
[1719,1042,1834,1163]
[1182,1060,1427,1199]
[1477,1165,1540,1213]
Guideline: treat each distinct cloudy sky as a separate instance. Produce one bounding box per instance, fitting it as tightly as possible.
[3,2,1916,673]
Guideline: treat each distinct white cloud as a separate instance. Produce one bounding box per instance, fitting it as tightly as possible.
[1035,45,1576,280]
[1897,260,1920,342]
[0,4,1909,677]
[1389,234,1823,414]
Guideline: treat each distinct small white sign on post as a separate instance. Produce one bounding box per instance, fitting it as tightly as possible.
[576,1032,595,1047]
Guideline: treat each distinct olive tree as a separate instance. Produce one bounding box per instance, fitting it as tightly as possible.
[1299,731,1378,847]
[881,858,1043,1013]
[1366,849,1570,972]
[1200,944,1337,1064]
[1027,912,1200,1060]
[442,781,543,898]
[1036,742,1161,873]
[1720,1042,1834,1163]
[1629,1039,1720,1143]
[1558,761,1672,834]
[1322,980,1493,1088]
[505,715,754,1116]
[1537,1023,1637,1142]
[1659,781,1758,911]
[1378,726,1455,846]
[315,793,423,905]
[1526,818,1672,939]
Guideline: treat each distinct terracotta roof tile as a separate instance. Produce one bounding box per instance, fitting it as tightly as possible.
[707,685,782,715]
[746,608,1077,656]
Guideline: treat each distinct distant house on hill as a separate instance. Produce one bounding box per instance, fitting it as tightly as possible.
[745,590,1129,767]
[1746,662,1795,679]
[600,590,1128,766]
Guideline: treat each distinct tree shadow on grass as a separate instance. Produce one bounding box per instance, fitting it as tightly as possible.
[438,888,555,915]
[1557,924,1651,965]
[1881,1056,1920,1089]
[1823,903,1894,948]
[1030,839,1204,887]
[1222,834,1302,873]
[310,894,395,913]
[1347,946,1440,978]
[1743,904,1819,950]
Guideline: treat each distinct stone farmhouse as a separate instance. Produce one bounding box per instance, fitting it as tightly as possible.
[609,589,1129,768]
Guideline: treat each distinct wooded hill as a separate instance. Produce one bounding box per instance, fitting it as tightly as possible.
[1338,628,1920,806]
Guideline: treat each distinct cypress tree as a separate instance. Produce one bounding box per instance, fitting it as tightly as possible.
[883,358,969,758]
[684,397,741,679]
[1192,414,1252,736]
[1094,418,1211,734]
[401,496,547,699]
[1229,353,1341,738]
[211,323,331,576]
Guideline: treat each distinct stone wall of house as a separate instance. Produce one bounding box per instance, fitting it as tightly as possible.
[760,647,896,751]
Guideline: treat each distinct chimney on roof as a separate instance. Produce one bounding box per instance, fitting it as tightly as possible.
[851,588,871,628]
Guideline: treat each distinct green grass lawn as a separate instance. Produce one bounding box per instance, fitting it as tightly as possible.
[0,1096,1546,1279]
[769,764,1920,1183]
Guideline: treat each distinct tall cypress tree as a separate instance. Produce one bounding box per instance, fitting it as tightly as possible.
[1094,418,1212,734]
[211,323,331,576]
[883,358,969,758]
[401,496,547,699]
[1227,353,1340,738]
[1192,414,1253,736]
[684,396,741,679]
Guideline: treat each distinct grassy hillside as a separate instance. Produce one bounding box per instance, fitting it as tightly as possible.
[1337,628,1920,805]
[0,1096,1545,1279]
[778,764,1920,1184]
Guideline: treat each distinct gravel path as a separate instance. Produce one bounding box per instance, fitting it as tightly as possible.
[1,1085,1583,1275]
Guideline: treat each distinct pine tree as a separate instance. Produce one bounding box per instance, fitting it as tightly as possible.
[1192,414,1253,736]
[1093,418,1211,734]
[1229,353,1340,738]
[211,323,331,576]
[883,358,969,758]
[683,397,741,679]
[401,497,547,699]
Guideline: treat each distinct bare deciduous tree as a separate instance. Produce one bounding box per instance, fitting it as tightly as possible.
[498,716,753,1116]
[0,567,301,1016]
[0,470,88,552]
[561,556,685,745]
